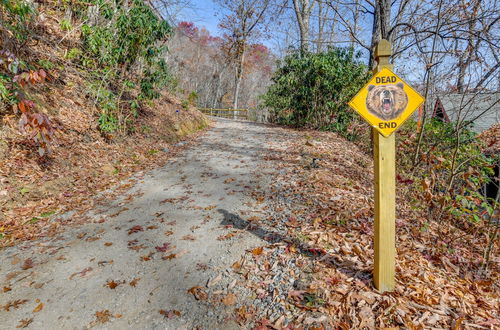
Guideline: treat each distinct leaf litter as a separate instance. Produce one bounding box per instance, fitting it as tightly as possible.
[200,125,499,329]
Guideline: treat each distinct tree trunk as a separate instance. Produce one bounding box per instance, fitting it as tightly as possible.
[233,44,246,114]
[316,1,324,53]
[369,0,391,68]
[456,0,481,92]
[292,0,316,56]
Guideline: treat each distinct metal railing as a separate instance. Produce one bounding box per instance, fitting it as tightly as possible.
[198,108,248,120]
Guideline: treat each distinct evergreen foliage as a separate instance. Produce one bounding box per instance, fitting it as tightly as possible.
[77,0,175,133]
[264,48,369,138]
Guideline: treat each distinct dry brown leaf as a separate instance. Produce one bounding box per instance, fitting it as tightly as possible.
[95,310,112,323]
[129,278,140,287]
[11,256,21,265]
[16,318,33,328]
[182,234,196,241]
[188,286,208,300]
[32,302,44,312]
[3,299,29,311]
[159,309,181,318]
[251,247,264,256]
[21,258,34,270]
[162,254,176,260]
[106,280,122,289]
[222,293,237,306]
[69,267,93,280]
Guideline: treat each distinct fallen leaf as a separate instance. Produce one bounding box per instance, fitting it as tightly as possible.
[3,299,29,311]
[222,293,237,306]
[6,271,21,281]
[16,318,33,328]
[182,234,196,241]
[288,290,306,302]
[69,267,93,280]
[141,254,152,261]
[188,286,208,300]
[95,310,112,323]
[104,242,113,246]
[106,280,122,289]
[175,249,189,258]
[97,260,113,267]
[32,303,44,312]
[251,247,264,256]
[3,287,12,292]
[159,309,181,318]
[129,278,140,287]
[155,243,172,252]
[164,230,174,236]
[11,256,21,265]
[285,216,300,228]
[162,254,176,260]
[127,225,143,235]
[110,207,128,217]
[21,258,34,270]
[196,263,209,271]
[217,232,237,240]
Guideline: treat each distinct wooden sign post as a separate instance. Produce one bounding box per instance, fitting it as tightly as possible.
[372,40,396,292]
[348,39,424,292]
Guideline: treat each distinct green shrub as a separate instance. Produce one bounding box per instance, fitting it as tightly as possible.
[65,48,82,60]
[76,0,174,133]
[59,18,72,31]
[38,59,55,70]
[187,91,198,105]
[263,48,369,138]
[0,0,35,41]
[398,119,497,225]
[98,112,118,133]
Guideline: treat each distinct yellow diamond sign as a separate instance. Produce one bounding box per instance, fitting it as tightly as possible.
[348,67,424,137]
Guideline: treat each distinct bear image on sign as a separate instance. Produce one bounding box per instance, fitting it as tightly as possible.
[366,82,408,121]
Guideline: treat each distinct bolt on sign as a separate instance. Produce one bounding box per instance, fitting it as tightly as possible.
[348,67,424,137]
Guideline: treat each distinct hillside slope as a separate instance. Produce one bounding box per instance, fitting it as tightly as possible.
[0,2,208,246]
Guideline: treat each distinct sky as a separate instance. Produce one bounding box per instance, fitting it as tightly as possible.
[172,0,278,50]
[175,0,222,36]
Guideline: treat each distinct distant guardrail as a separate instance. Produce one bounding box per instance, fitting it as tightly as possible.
[198,108,248,120]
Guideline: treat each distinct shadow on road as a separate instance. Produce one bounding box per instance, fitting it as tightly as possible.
[217,208,373,283]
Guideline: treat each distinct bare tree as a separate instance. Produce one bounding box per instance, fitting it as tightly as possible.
[218,0,271,109]
[291,0,317,55]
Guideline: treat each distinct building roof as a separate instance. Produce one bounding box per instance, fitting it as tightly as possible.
[427,92,499,133]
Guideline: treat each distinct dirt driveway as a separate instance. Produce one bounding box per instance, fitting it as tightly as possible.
[1,118,277,329]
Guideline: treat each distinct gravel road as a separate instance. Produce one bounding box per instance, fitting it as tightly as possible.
[0,118,276,329]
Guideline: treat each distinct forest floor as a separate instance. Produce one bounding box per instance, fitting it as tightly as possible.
[1,118,498,329]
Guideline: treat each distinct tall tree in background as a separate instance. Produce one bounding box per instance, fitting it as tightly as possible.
[291,0,316,55]
[166,21,274,111]
[218,0,270,109]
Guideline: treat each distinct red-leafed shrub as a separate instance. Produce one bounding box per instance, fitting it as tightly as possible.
[1,48,57,156]
[17,99,55,156]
